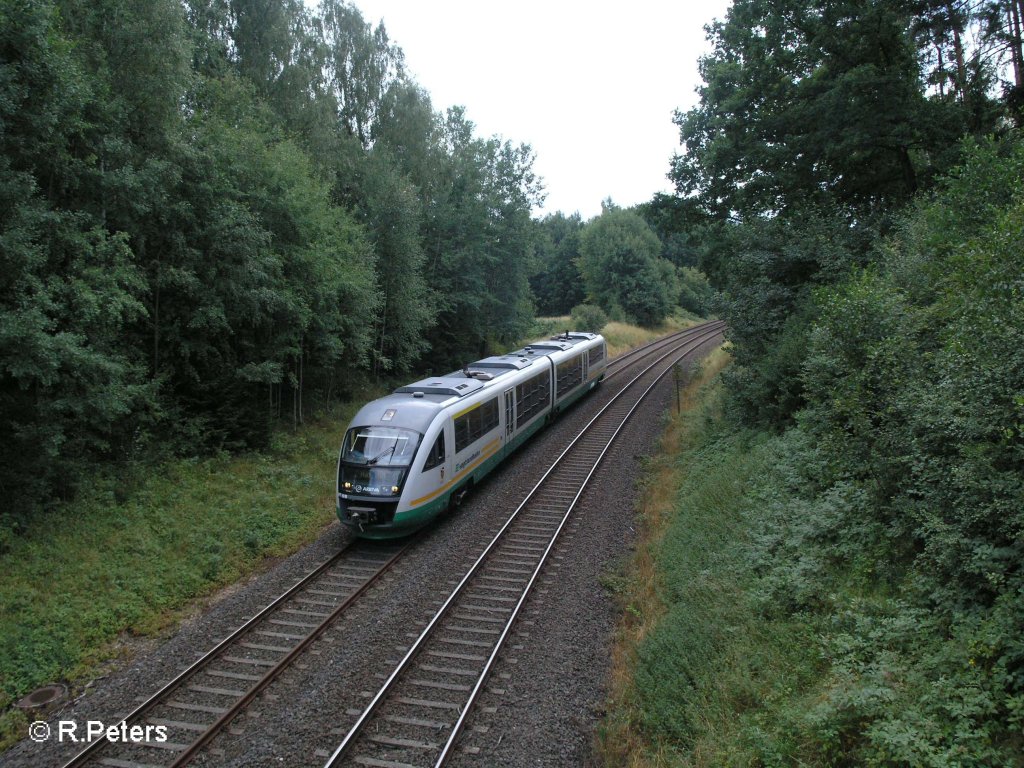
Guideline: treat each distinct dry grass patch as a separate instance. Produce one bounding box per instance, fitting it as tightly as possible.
[602,315,702,359]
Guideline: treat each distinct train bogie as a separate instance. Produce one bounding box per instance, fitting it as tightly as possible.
[336,332,607,538]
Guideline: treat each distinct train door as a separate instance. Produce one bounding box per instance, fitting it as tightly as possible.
[503,388,515,450]
[583,349,590,383]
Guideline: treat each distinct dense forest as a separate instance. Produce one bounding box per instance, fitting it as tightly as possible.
[639,0,1024,763]
[0,0,702,540]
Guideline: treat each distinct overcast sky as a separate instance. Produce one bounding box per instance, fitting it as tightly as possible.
[348,0,733,221]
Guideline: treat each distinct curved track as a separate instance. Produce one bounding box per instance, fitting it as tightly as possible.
[322,323,724,768]
[602,320,724,382]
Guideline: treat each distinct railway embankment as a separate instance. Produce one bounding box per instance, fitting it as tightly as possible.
[0,402,368,752]
[599,349,823,764]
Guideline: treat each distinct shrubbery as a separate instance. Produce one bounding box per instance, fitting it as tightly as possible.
[569,303,608,333]
[756,138,1024,762]
[620,137,1024,766]
[676,266,714,315]
[577,206,678,327]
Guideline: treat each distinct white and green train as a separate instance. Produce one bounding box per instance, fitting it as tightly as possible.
[336,332,608,538]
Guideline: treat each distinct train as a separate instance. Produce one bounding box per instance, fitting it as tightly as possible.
[336,331,608,538]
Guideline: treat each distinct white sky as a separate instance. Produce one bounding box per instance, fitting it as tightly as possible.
[349,0,732,220]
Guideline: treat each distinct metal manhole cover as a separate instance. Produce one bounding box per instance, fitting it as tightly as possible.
[16,683,66,709]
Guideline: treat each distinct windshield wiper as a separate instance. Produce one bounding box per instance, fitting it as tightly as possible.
[367,444,396,465]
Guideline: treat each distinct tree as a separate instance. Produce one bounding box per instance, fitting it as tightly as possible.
[348,148,435,376]
[636,193,707,269]
[577,206,675,327]
[530,213,585,316]
[0,0,546,525]
[320,0,405,146]
[1,0,149,527]
[672,0,978,223]
[665,0,1008,428]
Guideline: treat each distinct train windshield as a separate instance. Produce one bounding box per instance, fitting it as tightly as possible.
[341,426,421,467]
[339,426,421,498]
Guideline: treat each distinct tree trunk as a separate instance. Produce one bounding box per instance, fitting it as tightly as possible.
[151,244,160,376]
[951,12,967,103]
[1011,0,1024,88]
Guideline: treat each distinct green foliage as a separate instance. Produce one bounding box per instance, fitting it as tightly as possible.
[1,0,151,527]
[664,0,1014,432]
[530,212,585,316]
[763,137,1024,763]
[636,193,706,268]
[346,148,434,375]
[676,266,714,315]
[568,303,607,333]
[672,0,993,221]
[396,107,541,367]
[0,0,543,523]
[615,369,1024,765]
[705,210,873,429]
[577,206,676,327]
[803,138,1024,605]
[617,384,824,765]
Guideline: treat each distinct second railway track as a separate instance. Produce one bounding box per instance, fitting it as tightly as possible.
[62,542,411,768]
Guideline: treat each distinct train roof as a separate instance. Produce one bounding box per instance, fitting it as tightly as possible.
[395,376,486,398]
[349,392,447,436]
[519,331,600,354]
[348,331,605,434]
[471,354,537,371]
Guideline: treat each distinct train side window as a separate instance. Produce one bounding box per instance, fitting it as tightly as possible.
[515,369,551,428]
[556,355,583,399]
[423,432,446,471]
[454,398,500,453]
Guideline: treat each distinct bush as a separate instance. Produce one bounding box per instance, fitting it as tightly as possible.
[677,266,715,315]
[569,303,608,333]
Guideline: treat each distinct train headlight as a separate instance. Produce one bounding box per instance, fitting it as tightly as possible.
[344,482,352,491]
[391,486,400,495]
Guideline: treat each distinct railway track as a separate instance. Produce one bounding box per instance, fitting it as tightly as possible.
[61,542,411,768]
[602,320,724,382]
[58,321,723,768]
[321,323,724,768]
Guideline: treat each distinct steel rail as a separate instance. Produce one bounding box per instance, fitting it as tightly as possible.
[165,542,409,768]
[62,539,412,768]
[62,546,356,768]
[322,324,724,768]
[436,327,723,765]
[61,322,723,768]
[603,320,725,380]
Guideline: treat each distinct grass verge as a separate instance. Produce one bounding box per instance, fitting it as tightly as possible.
[598,351,823,766]
[600,350,1024,765]
[601,314,703,359]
